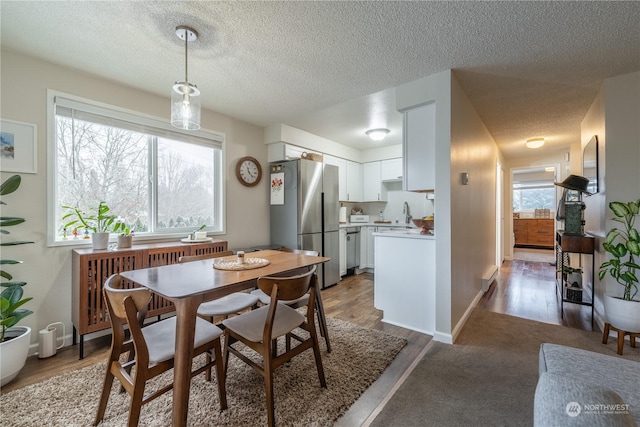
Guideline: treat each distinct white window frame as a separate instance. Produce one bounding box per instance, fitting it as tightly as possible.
[46,90,226,246]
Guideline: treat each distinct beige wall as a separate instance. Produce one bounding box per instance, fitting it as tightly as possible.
[1,50,269,350]
[449,73,503,337]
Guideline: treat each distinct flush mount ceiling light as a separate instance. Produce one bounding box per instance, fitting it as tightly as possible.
[525,138,545,149]
[366,128,390,141]
[171,26,201,130]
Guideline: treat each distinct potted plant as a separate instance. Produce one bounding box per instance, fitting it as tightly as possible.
[62,201,118,249]
[598,199,640,332]
[0,175,35,386]
[115,221,133,249]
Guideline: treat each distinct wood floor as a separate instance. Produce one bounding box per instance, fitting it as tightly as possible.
[1,256,594,426]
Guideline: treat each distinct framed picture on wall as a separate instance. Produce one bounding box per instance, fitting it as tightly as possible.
[0,119,37,174]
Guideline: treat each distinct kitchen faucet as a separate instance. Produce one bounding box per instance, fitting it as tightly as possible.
[403,201,412,224]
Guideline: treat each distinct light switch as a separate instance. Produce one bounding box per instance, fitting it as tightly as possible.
[461,172,469,185]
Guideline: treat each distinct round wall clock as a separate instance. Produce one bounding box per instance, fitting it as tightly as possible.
[235,156,262,187]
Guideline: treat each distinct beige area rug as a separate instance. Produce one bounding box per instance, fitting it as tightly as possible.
[1,317,406,427]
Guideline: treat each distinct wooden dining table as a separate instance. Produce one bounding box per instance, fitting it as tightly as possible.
[119,249,329,427]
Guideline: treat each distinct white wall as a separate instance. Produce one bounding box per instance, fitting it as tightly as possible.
[0,50,269,351]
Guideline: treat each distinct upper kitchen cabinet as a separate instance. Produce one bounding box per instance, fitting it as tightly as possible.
[380,158,402,181]
[402,103,436,192]
[363,162,381,201]
[267,142,321,163]
[346,161,363,202]
[324,154,347,201]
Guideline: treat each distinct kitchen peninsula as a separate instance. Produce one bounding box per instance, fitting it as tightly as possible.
[373,229,435,334]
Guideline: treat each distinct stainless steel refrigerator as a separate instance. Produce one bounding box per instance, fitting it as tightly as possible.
[270,159,340,289]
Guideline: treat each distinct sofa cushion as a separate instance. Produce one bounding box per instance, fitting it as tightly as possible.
[538,343,640,425]
[534,373,637,427]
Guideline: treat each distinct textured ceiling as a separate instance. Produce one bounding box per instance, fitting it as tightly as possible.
[1,1,639,157]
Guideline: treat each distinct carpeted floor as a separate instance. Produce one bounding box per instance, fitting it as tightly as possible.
[1,317,406,427]
[371,308,640,427]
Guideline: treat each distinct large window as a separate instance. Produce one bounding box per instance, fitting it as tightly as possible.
[49,92,224,244]
[513,184,556,212]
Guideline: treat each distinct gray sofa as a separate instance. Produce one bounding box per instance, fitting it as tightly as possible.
[534,343,639,426]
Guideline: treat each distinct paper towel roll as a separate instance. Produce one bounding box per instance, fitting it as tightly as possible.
[339,206,347,223]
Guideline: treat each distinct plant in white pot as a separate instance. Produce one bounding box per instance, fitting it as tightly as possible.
[598,199,640,332]
[115,221,133,249]
[0,175,35,386]
[62,201,118,249]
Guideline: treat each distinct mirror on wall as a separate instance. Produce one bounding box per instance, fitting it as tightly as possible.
[583,135,599,194]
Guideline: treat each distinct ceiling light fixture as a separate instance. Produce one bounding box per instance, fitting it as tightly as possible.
[525,138,545,149]
[171,26,201,130]
[366,128,390,141]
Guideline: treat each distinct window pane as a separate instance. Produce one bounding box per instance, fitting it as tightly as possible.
[513,188,555,211]
[55,116,149,234]
[156,138,215,230]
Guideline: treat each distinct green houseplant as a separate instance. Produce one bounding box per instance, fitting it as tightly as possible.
[598,199,640,332]
[0,175,35,386]
[62,201,121,249]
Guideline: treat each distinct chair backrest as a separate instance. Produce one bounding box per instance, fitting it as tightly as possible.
[280,247,320,257]
[257,265,317,303]
[179,250,233,263]
[103,274,152,320]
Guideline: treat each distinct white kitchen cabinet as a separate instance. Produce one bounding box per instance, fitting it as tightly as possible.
[363,161,381,201]
[358,226,377,269]
[324,155,347,201]
[374,231,436,334]
[339,228,347,276]
[346,160,363,202]
[267,142,322,163]
[403,103,436,191]
[380,158,403,181]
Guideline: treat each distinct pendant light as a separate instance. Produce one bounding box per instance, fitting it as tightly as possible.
[171,26,201,130]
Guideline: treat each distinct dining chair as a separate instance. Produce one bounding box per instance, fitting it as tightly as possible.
[179,251,260,322]
[222,265,326,427]
[250,247,331,353]
[94,274,227,427]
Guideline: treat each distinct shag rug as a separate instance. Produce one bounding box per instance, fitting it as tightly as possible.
[1,316,406,426]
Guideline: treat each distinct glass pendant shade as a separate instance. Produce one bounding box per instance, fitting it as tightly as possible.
[171,82,201,130]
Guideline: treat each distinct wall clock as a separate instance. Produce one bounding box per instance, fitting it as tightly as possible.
[235,156,262,187]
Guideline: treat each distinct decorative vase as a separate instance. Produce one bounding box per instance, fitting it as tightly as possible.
[604,294,640,332]
[91,232,110,250]
[117,235,132,249]
[0,326,31,386]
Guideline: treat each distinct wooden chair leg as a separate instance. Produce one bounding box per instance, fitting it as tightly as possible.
[314,291,331,353]
[128,379,146,427]
[213,339,227,410]
[264,354,276,427]
[309,327,327,388]
[205,350,212,382]
[93,364,115,426]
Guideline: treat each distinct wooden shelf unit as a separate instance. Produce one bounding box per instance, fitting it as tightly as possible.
[514,218,555,248]
[555,231,595,327]
[72,240,228,359]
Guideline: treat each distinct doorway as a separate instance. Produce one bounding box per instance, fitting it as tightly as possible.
[511,165,559,262]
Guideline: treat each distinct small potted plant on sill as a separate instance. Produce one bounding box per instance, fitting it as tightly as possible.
[61,201,118,250]
[0,175,35,386]
[598,199,640,332]
[115,221,133,249]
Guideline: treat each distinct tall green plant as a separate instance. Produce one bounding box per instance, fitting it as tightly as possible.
[0,175,34,342]
[61,201,119,233]
[598,200,640,301]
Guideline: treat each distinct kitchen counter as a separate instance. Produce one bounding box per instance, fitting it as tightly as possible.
[339,222,413,229]
[373,229,435,239]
